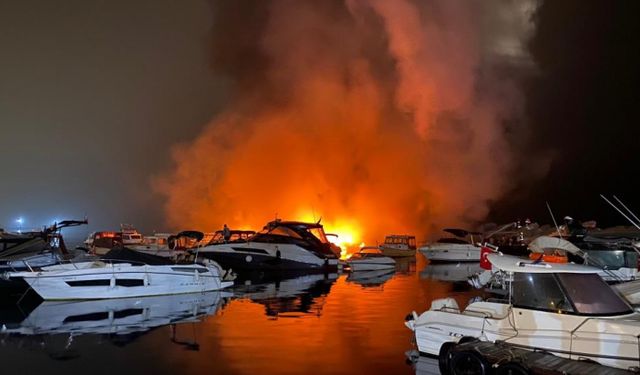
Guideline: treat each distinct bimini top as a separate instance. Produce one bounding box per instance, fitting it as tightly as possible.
[528,235,581,255]
[487,253,600,274]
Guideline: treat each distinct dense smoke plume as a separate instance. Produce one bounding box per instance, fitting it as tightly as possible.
[156,0,536,244]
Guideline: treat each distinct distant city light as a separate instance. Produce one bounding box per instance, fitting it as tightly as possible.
[15,217,24,233]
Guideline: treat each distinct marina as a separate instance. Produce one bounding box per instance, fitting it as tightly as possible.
[2,1,639,374]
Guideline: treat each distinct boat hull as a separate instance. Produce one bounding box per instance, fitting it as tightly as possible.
[347,259,396,271]
[419,244,480,262]
[408,301,640,371]
[17,263,231,300]
[378,247,415,258]
[197,243,339,273]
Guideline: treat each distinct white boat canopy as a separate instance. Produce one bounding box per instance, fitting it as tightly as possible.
[528,235,582,255]
[487,253,600,274]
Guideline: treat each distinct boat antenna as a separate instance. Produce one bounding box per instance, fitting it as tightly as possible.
[613,195,640,227]
[546,201,563,239]
[601,194,640,230]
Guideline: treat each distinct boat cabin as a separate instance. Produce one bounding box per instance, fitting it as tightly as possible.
[382,235,416,250]
[253,220,340,258]
[350,247,386,259]
[487,254,633,316]
[206,229,256,245]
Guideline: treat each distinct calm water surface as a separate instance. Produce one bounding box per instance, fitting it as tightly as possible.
[0,257,483,374]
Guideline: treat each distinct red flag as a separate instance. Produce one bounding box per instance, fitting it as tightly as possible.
[480,246,493,270]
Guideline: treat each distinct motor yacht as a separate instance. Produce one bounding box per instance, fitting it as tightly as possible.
[196,219,340,272]
[418,229,481,262]
[378,235,416,257]
[6,249,233,300]
[345,247,396,271]
[405,252,640,371]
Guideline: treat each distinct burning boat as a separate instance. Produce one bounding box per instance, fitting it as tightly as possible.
[196,219,340,273]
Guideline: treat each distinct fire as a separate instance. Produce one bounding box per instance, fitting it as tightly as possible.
[297,212,360,260]
[155,2,529,242]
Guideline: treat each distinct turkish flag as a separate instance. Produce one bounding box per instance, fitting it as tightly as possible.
[480,246,493,270]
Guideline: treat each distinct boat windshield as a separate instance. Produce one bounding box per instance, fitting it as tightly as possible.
[269,226,303,239]
[511,272,632,316]
[583,249,636,269]
[308,227,329,243]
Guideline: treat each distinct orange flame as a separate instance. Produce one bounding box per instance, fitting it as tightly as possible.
[155,1,525,243]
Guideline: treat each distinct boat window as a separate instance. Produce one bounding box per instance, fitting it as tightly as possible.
[557,273,632,315]
[157,238,167,245]
[171,267,210,273]
[511,273,575,313]
[115,279,145,287]
[583,250,628,269]
[308,227,329,243]
[270,226,303,239]
[66,280,111,287]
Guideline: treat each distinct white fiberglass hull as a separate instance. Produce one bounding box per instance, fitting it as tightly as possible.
[14,262,232,300]
[406,300,640,371]
[347,257,396,271]
[419,244,480,262]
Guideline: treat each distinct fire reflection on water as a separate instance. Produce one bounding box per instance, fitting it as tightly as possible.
[0,258,483,375]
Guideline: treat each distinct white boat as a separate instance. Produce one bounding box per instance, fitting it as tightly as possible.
[378,235,416,257]
[9,250,233,300]
[346,247,396,271]
[406,252,640,371]
[418,228,480,262]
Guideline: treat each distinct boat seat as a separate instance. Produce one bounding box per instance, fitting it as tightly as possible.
[429,297,460,313]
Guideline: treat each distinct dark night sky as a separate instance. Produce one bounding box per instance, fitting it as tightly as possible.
[0,0,228,236]
[1,1,639,237]
[488,1,640,227]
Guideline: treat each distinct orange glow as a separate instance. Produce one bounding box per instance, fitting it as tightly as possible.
[296,212,361,260]
[155,2,516,242]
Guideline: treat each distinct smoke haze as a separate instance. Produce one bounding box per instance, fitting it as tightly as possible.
[156,0,536,244]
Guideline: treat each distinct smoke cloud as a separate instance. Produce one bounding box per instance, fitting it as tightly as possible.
[155,0,536,244]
